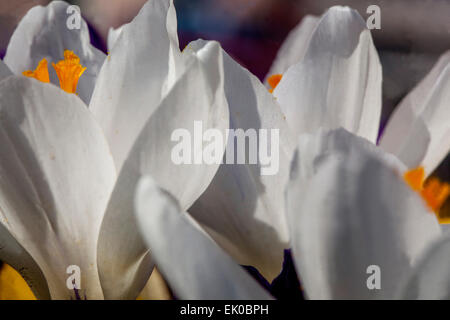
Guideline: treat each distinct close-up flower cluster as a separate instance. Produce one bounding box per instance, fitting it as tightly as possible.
[0,0,449,301]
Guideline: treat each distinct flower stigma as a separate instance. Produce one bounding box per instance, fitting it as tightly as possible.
[52,50,86,94]
[404,166,450,224]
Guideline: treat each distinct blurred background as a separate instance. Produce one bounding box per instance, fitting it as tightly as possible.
[0,0,449,207]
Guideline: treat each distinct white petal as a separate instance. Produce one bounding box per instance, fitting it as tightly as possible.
[295,128,406,182]
[273,6,382,144]
[0,222,50,299]
[265,15,319,81]
[90,0,183,171]
[107,25,126,53]
[134,176,273,300]
[287,129,442,299]
[0,77,116,299]
[188,39,296,281]
[97,41,229,299]
[4,1,106,105]
[137,269,171,300]
[380,51,450,175]
[399,232,450,299]
[0,59,12,81]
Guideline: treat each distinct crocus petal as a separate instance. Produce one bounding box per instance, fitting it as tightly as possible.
[273,6,382,144]
[107,25,126,53]
[380,51,450,175]
[188,39,295,281]
[286,129,442,299]
[0,77,116,299]
[0,222,50,299]
[265,15,319,82]
[90,0,183,171]
[399,233,450,299]
[4,1,105,105]
[134,176,273,300]
[0,59,12,81]
[295,128,405,182]
[97,41,229,300]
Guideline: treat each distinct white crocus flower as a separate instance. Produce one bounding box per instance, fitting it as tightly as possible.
[184,5,450,286]
[133,129,449,299]
[270,6,450,178]
[286,129,443,299]
[3,1,105,106]
[0,0,229,300]
[265,14,319,83]
[107,8,297,283]
[134,176,274,300]
[184,38,296,282]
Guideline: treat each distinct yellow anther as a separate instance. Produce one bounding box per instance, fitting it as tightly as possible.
[0,264,36,300]
[404,167,425,192]
[404,166,450,224]
[267,74,283,93]
[52,50,86,94]
[22,58,50,83]
[422,178,450,217]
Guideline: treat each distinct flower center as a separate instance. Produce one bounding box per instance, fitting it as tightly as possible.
[267,74,283,93]
[22,59,50,83]
[404,167,450,224]
[23,50,86,94]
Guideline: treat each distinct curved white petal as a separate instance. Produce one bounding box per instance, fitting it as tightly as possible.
[135,176,273,300]
[287,129,442,299]
[0,77,116,299]
[0,59,12,81]
[0,222,50,299]
[97,41,229,300]
[295,128,406,182]
[273,6,382,144]
[399,232,450,299]
[107,24,126,53]
[4,1,106,105]
[380,51,450,175]
[265,15,319,81]
[90,0,184,171]
[188,39,296,281]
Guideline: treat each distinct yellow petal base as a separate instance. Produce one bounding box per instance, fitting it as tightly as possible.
[0,263,36,300]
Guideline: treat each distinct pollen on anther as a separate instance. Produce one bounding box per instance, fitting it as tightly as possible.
[404,166,450,224]
[267,74,283,93]
[22,58,50,83]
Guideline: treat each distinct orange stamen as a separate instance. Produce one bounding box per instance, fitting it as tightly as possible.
[403,166,450,224]
[268,74,283,93]
[52,50,86,94]
[22,58,50,83]
[404,167,425,192]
